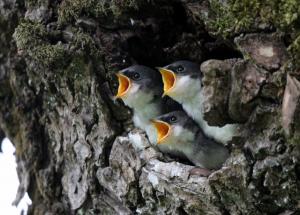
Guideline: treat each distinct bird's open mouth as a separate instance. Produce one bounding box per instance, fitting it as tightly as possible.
[115,73,131,98]
[151,120,171,144]
[158,68,176,96]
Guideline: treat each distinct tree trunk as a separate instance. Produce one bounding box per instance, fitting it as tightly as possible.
[1,0,300,214]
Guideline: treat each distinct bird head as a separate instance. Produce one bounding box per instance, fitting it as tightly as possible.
[115,65,163,107]
[151,111,197,144]
[157,61,201,100]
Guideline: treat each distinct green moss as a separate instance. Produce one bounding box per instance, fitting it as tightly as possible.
[31,44,67,67]
[208,0,258,37]
[58,0,93,24]
[13,21,47,50]
[287,34,300,68]
[108,0,140,17]
[289,135,300,145]
[208,0,300,38]
[72,30,96,51]
[13,21,69,68]
[13,20,105,69]
[63,55,91,97]
[25,0,45,7]
[58,0,142,24]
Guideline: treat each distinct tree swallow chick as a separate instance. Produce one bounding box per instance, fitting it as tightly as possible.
[115,65,163,144]
[151,111,229,169]
[158,61,238,144]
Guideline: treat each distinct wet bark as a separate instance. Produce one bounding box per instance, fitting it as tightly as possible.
[0,0,300,214]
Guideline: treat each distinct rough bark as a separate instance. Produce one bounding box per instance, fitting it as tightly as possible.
[0,0,300,214]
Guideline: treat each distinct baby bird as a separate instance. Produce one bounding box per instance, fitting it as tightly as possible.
[115,65,164,145]
[158,61,237,144]
[151,111,229,170]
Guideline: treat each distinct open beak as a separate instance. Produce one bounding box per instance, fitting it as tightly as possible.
[157,68,176,96]
[115,73,131,98]
[151,119,171,144]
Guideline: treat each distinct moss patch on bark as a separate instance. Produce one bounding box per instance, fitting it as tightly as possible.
[58,0,143,24]
[208,0,300,38]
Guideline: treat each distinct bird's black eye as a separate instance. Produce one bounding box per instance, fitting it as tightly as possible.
[170,116,177,122]
[133,72,140,79]
[177,66,184,72]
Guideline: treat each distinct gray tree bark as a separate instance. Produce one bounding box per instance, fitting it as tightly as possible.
[0,0,300,214]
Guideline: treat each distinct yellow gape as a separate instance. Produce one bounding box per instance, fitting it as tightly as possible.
[115,73,131,98]
[158,68,176,96]
[151,120,171,144]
